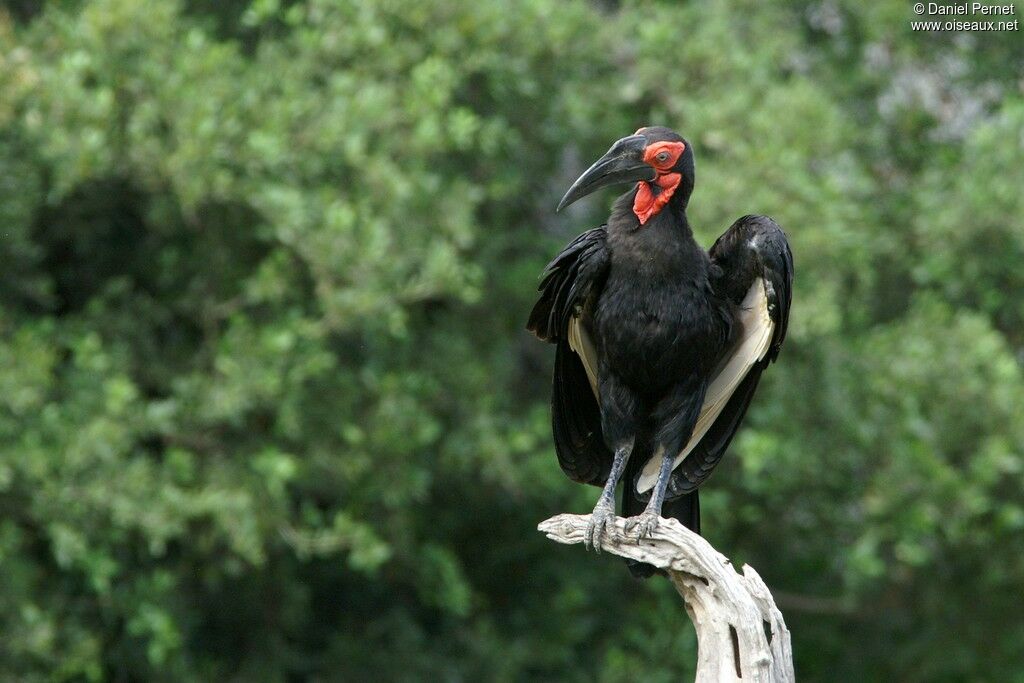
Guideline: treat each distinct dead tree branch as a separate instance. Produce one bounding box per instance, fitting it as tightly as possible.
[538,513,795,682]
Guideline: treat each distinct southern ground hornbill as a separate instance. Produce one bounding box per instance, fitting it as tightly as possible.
[527,127,793,577]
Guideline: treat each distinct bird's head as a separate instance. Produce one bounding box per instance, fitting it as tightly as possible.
[557,126,695,225]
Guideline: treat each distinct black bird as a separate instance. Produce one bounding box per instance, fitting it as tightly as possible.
[527,127,793,575]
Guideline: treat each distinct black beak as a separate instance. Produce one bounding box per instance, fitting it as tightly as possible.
[557,134,654,211]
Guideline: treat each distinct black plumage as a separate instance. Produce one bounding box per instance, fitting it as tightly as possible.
[527,127,793,575]
[528,228,611,485]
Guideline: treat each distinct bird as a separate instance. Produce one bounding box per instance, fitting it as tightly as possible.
[527,126,793,577]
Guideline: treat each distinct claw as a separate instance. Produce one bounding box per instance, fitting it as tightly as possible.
[585,502,616,553]
[625,511,660,542]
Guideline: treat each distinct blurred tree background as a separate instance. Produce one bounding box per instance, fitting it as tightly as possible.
[0,0,1022,680]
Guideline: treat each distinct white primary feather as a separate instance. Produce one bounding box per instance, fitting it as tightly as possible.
[636,278,775,493]
[568,316,600,396]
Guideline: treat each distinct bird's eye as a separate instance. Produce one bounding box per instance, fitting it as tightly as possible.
[656,151,670,163]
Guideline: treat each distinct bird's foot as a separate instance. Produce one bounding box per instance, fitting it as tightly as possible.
[624,510,661,542]
[585,500,617,553]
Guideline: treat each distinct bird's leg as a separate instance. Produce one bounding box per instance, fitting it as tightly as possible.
[589,369,640,552]
[626,380,706,540]
[585,440,632,553]
[625,447,675,540]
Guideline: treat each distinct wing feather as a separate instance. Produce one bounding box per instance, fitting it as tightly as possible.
[568,317,600,396]
[527,227,611,486]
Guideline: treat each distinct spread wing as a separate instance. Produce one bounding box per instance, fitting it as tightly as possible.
[527,227,611,486]
[637,215,794,495]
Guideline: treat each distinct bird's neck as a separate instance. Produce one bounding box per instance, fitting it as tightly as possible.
[607,190,707,282]
[610,187,693,239]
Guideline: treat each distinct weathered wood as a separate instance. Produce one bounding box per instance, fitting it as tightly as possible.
[538,513,795,682]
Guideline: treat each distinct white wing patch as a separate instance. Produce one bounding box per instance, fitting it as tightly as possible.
[636,278,775,494]
[568,316,600,395]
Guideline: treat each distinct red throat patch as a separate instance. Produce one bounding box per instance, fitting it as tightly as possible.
[633,140,686,224]
[633,173,681,224]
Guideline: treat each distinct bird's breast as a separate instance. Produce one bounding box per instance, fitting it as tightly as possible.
[594,275,731,394]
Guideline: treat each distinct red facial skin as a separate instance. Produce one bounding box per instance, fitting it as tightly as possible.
[633,141,686,225]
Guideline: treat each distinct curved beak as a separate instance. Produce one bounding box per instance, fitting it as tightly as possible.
[557,134,654,211]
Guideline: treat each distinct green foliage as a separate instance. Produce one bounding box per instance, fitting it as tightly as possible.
[0,0,1022,679]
